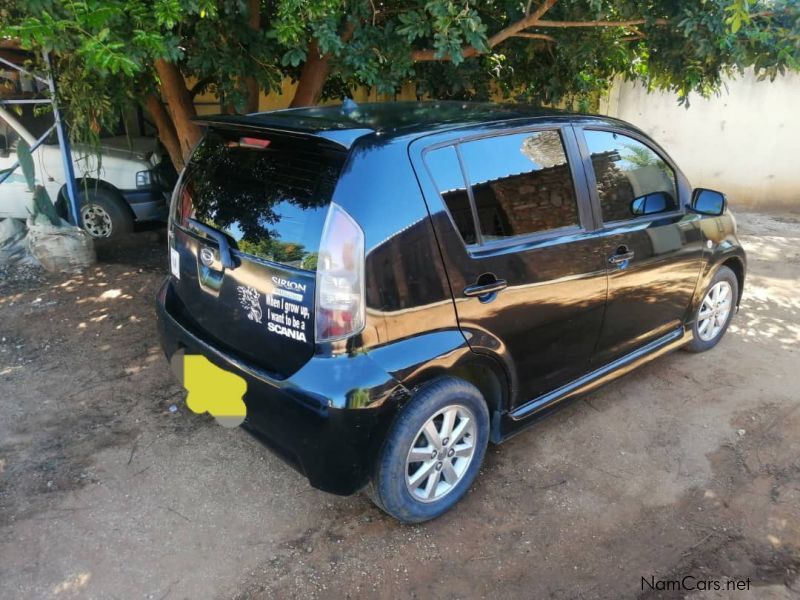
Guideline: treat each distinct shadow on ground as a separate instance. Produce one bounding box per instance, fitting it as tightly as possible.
[1,213,798,599]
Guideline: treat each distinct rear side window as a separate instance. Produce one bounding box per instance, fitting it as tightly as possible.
[425,146,477,245]
[175,129,347,270]
[459,130,580,242]
[584,129,678,223]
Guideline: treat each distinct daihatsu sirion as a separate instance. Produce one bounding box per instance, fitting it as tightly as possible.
[157,102,746,523]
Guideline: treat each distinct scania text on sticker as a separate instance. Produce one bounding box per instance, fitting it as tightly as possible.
[267,321,308,342]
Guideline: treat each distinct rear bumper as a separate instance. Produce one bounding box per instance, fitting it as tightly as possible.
[155,278,406,495]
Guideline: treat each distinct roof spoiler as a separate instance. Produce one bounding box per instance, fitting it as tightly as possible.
[193,115,372,149]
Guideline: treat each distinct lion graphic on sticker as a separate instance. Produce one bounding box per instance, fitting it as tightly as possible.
[237,286,262,323]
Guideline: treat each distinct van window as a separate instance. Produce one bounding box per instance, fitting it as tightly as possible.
[459,130,580,242]
[0,115,21,154]
[175,130,347,270]
[584,130,678,223]
[424,146,477,245]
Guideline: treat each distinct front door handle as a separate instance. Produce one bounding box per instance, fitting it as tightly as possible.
[463,279,508,298]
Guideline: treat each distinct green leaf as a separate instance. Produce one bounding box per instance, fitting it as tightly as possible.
[16,140,36,192]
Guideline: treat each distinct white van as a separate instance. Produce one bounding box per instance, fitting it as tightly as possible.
[0,106,172,238]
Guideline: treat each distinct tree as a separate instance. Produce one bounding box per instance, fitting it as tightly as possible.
[1,0,797,170]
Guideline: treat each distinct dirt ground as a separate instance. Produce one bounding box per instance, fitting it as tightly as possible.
[1,212,799,600]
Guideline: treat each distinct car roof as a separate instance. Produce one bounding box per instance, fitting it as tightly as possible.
[195,101,627,149]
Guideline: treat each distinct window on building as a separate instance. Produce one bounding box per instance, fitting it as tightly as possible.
[584,130,678,223]
[458,130,580,242]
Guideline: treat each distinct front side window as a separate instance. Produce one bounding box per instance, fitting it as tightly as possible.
[425,146,477,244]
[459,130,580,242]
[584,130,678,223]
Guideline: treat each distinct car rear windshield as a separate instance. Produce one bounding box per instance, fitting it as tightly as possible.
[175,128,347,270]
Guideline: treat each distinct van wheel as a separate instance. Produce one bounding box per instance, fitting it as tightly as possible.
[368,377,489,523]
[58,188,133,239]
[685,265,738,353]
[79,190,133,239]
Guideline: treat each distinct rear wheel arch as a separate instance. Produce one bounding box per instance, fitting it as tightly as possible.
[402,355,510,443]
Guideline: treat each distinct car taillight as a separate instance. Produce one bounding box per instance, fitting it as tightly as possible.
[315,203,365,343]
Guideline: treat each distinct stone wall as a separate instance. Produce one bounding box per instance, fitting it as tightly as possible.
[475,163,579,236]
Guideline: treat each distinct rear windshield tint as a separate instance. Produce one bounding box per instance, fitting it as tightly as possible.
[175,129,347,270]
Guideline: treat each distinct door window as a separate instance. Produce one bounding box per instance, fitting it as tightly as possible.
[584,130,678,223]
[424,146,477,245]
[459,130,580,242]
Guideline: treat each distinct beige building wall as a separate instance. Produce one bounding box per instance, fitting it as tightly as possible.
[192,78,419,116]
[600,70,800,211]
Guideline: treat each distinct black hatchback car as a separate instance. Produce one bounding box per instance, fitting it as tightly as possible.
[157,101,746,523]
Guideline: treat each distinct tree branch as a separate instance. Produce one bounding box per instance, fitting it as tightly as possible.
[533,18,668,27]
[488,0,559,46]
[189,77,212,99]
[411,0,557,62]
[408,4,778,64]
[512,32,557,43]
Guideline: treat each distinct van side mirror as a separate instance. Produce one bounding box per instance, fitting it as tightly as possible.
[690,188,726,216]
[630,191,675,216]
[0,134,8,158]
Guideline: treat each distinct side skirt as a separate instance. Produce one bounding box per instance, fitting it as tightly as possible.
[497,327,693,441]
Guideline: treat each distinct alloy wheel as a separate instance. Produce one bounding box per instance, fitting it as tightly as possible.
[405,404,477,503]
[697,280,733,342]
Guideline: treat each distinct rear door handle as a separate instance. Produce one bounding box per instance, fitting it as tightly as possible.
[608,247,635,265]
[463,279,508,298]
[608,252,634,264]
[188,218,236,269]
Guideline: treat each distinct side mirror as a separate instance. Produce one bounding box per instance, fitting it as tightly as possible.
[0,134,8,158]
[630,191,675,216]
[691,188,726,216]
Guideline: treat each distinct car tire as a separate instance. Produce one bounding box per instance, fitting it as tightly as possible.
[685,265,738,353]
[368,376,489,523]
[57,188,134,239]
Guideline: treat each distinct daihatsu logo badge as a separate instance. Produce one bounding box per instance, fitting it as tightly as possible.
[199,247,215,267]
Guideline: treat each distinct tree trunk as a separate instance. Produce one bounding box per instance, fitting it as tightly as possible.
[154,59,202,161]
[290,40,332,108]
[242,0,261,114]
[145,94,184,171]
[243,77,260,113]
[290,22,355,108]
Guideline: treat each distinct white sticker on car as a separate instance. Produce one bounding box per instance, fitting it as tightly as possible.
[237,286,263,323]
[264,287,311,343]
[170,248,180,280]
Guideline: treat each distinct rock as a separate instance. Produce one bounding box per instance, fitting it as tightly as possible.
[0,218,35,265]
[26,220,96,273]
